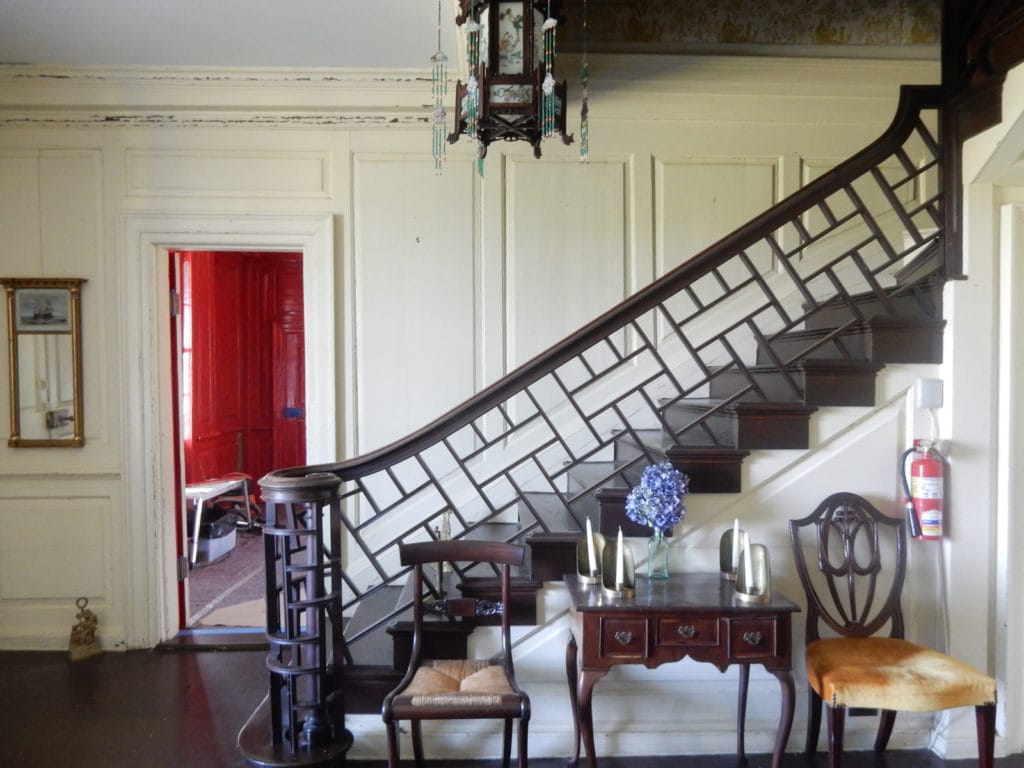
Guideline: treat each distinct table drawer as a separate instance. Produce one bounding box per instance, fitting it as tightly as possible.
[728,617,777,660]
[598,617,647,660]
[656,616,719,647]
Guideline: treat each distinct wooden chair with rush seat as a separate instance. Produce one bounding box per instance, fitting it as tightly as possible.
[789,492,996,768]
[381,539,530,768]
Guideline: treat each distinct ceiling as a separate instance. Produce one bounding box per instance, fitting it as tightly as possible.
[0,0,940,71]
[0,0,456,70]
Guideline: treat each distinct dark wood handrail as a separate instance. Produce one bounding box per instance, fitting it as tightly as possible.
[266,84,944,488]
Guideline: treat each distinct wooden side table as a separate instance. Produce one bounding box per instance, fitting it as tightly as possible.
[564,573,800,768]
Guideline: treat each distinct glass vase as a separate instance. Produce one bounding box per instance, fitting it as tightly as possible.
[648,528,670,579]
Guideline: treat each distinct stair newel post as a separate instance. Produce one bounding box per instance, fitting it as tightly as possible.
[238,471,353,768]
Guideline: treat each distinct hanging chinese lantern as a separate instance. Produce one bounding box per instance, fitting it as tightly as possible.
[448,0,573,163]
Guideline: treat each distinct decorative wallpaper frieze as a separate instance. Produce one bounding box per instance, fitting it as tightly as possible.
[561,0,940,49]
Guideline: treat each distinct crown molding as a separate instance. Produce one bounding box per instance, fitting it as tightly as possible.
[0,65,433,128]
[0,56,941,130]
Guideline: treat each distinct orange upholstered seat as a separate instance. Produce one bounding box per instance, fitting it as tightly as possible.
[790,493,996,768]
[806,636,996,712]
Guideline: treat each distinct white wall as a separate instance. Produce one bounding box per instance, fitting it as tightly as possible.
[3,55,1011,760]
[961,60,1024,756]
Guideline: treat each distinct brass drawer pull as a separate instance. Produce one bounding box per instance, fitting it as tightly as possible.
[677,625,697,638]
[614,630,634,645]
[742,631,763,646]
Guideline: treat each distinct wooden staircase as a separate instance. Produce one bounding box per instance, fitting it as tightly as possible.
[241,80,984,764]
[341,280,944,715]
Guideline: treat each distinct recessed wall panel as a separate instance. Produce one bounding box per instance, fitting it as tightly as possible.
[506,158,628,367]
[0,154,42,272]
[0,501,106,599]
[354,155,477,452]
[656,157,777,279]
[126,150,329,197]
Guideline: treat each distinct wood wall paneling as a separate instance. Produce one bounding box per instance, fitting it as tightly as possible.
[656,157,779,278]
[0,155,42,272]
[125,150,330,198]
[353,155,478,452]
[507,158,630,367]
[0,501,106,599]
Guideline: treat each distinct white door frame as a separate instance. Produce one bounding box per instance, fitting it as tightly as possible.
[120,213,336,647]
[997,202,1024,752]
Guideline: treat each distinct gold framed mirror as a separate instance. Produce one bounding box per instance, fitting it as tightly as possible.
[1,277,86,447]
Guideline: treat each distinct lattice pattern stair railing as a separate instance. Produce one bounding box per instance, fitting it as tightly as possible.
[261,84,944,663]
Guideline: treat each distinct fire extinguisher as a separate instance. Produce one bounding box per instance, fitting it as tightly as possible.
[900,438,945,540]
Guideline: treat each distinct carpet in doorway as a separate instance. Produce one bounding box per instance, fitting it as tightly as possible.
[189,527,265,627]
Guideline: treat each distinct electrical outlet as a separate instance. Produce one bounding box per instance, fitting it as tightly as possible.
[914,378,943,409]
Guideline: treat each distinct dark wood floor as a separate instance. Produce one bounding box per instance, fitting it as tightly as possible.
[1,648,1021,768]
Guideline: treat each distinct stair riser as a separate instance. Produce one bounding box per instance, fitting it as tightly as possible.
[663,405,734,447]
[595,487,651,538]
[527,532,579,581]
[664,404,812,450]
[666,448,747,493]
[711,368,878,406]
[866,323,944,364]
[614,432,746,493]
[758,322,944,365]
[344,670,405,715]
[735,413,810,449]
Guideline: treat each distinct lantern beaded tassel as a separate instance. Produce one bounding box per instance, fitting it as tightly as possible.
[541,16,558,140]
[462,18,483,176]
[463,21,481,142]
[430,0,448,174]
[431,52,448,174]
[580,0,589,162]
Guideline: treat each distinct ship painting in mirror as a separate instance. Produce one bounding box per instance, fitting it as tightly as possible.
[1,278,86,446]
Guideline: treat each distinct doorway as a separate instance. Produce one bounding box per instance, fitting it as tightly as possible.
[171,249,306,629]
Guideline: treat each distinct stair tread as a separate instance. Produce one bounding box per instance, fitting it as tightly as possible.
[666,445,751,458]
[717,358,884,372]
[665,397,818,413]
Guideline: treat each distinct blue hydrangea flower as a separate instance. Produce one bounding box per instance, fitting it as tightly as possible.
[624,461,689,533]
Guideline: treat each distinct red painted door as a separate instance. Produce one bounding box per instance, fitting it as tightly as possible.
[271,263,305,470]
[179,251,305,486]
[182,251,247,482]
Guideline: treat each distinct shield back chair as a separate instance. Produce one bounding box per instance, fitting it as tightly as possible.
[789,492,996,768]
[381,539,530,768]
